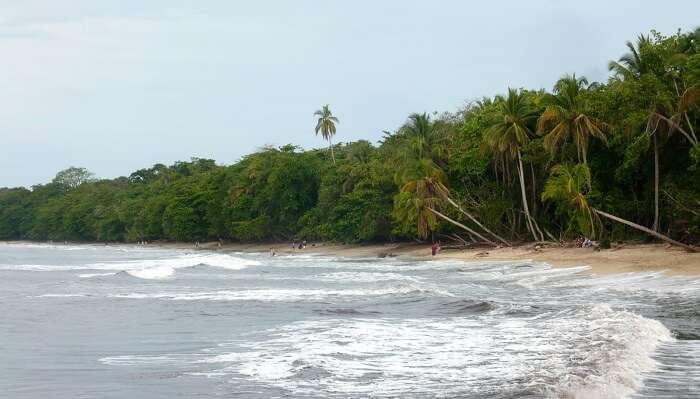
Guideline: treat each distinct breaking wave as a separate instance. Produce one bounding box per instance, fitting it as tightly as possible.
[1,253,259,279]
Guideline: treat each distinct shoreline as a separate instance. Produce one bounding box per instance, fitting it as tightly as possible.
[211,242,700,276]
[6,240,698,276]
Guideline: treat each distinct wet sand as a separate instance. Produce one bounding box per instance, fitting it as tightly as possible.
[189,241,700,276]
[5,240,699,276]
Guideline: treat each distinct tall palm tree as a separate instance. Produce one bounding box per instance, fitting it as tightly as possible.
[537,74,608,165]
[542,163,697,252]
[314,105,339,164]
[645,90,700,231]
[483,88,544,241]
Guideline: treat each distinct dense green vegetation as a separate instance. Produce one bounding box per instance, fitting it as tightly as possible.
[2,28,700,246]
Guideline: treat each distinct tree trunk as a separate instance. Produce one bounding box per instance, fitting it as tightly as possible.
[427,207,497,247]
[653,134,660,232]
[530,162,537,217]
[593,208,697,252]
[329,137,336,165]
[517,150,541,241]
[655,114,697,145]
[442,196,510,246]
[684,112,698,143]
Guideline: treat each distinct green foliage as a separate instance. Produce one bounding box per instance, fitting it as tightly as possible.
[1,27,699,245]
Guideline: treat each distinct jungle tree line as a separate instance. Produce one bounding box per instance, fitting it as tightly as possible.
[1,28,699,247]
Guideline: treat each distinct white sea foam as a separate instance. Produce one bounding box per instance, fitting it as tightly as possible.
[110,282,445,301]
[188,304,671,398]
[34,293,88,298]
[78,272,118,278]
[125,266,176,280]
[0,253,259,278]
[312,271,419,283]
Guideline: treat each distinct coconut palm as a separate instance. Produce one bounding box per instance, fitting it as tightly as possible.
[645,89,700,231]
[399,113,450,166]
[394,158,498,245]
[394,113,510,245]
[608,34,654,79]
[537,74,608,165]
[314,105,339,164]
[541,163,599,237]
[483,88,544,241]
[542,163,697,252]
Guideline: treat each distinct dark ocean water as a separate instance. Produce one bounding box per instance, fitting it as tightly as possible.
[0,242,698,398]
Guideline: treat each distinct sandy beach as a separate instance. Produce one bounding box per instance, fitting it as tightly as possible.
[5,239,698,276]
[183,241,700,276]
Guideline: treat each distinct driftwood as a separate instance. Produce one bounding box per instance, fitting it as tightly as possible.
[427,207,497,247]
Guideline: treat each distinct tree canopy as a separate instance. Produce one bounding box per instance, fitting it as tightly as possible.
[1,28,699,246]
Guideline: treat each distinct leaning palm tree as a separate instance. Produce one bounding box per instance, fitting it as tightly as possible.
[537,74,608,165]
[314,105,339,164]
[483,88,544,241]
[542,163,697,252]
[394,158,499,245]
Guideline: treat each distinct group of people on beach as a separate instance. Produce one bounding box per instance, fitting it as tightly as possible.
[291,240,308,250]
[268,240,310,257]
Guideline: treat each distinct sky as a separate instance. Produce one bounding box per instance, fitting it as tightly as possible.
[1,1,699,187]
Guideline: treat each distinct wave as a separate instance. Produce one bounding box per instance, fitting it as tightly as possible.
[0,253,259,279]
[439,299,496,314]
[110,282,446,301]
[169,304,670,398]
[553,304,673,398]
[78,272,118,278]
[124,266,176,280]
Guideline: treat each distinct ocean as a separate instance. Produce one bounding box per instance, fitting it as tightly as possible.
[0,242,698,398]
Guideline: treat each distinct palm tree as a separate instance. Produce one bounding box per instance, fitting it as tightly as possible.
[608,34,653,79]
[398,113,450,166]
[394,158,498,245]
[541,163,599,237]
[314,105,339,164]
[483,88,544,241]
[395,113,510,245]
[645,90,700,231]
[542,163,697,252]
[537,74,608,165]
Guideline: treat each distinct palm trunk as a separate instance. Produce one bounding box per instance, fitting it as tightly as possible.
[653,134,660,232]
[593,209,697,252]
[530,162,537,217]
[684,112,698,143]
[442,196,511,246]
[328,137,336,165]
[427,207,497,247]
[517,149,541,241]
[655,114,697,145]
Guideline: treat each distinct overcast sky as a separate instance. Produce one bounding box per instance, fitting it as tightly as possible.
[1,1,699,187]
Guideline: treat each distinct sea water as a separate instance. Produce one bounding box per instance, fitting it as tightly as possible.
[0,242,698,398]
